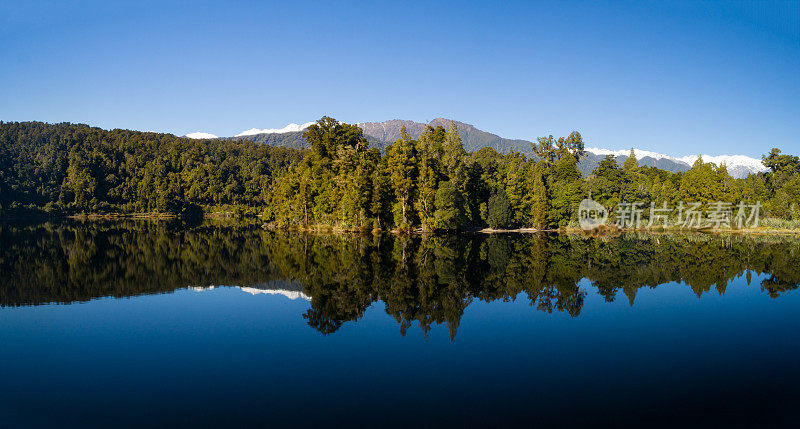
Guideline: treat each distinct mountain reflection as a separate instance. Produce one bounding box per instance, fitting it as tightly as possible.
[2,221,799,338]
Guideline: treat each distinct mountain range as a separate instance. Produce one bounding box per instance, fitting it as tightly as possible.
[187,119,768,178]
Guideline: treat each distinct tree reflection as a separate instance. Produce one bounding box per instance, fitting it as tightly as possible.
[2,222,800,338]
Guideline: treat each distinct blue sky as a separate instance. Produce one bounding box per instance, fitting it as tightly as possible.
[1,0,798,156]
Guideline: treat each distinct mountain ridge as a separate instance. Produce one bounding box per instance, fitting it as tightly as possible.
[219,119,768,178]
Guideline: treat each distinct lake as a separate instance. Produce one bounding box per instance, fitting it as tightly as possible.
[2,221,800,427]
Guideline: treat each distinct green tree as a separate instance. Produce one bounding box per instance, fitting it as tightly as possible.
[433,180,465,229]
[532,135,557,164]
[763,148,799,175]
[416,126,445,229]
[562,131,586,162]
[370,157,392,229]
[588,155,622,208]
[678,157,724,205]
[487,189,512,228]
[529,164,551,229]
[623,149,638,170]
[66,146,97,210]
[442,122,468,188]
[504,153,530,226]
[385,127,418,227]
[548,155,583,227]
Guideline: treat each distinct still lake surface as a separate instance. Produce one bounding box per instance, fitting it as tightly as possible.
[2,221,800,427]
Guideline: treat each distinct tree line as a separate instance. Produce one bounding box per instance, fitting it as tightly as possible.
[0,121,301,217]
[2,118,799,227]
[265,117,800,230]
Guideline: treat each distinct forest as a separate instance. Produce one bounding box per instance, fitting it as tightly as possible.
[262,117,800,230]
[2,118,800,229]
[0,121,301,217]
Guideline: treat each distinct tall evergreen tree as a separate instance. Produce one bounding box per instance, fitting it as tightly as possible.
[433,180,465,229]
[487,188,512,228]
[386,127,418,227]
[442,122,468,188]
[416,126,445,229]
[623,149,639,170]
[529,164,551,229]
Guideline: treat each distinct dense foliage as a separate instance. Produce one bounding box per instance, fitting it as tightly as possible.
[265,117,587,230]
[265,117,800,230]
[0,121,301,216]
[2,118,799,226]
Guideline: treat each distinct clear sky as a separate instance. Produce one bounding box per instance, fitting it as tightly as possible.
[1,0,798,157]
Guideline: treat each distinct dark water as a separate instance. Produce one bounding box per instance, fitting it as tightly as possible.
[2,221,800,427]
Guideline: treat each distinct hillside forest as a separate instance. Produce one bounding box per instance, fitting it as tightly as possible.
[2,118,799,230]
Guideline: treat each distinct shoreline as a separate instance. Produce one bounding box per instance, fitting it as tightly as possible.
[68,213,179,220]
[263,224,800,236]
[3,214,798,235]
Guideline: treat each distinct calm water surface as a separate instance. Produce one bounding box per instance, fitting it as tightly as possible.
[2,221,800,427]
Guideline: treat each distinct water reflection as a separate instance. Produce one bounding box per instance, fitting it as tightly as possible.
[2,221,799,338]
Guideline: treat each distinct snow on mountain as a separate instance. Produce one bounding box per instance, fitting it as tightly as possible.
[678,154,767,171]
[679,154,769,179]
[229,118,768,179]
[236,122,315,137]
[585,148,767,178]
[185,132,218,139]
[585,147,676,162]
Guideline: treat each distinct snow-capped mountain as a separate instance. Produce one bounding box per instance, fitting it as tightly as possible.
[678,154,768,178]
[584,148,767,178]
[235,122,315,137]
[185,131,218,139]
[226,118,769,179]
[585,147,676,161]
